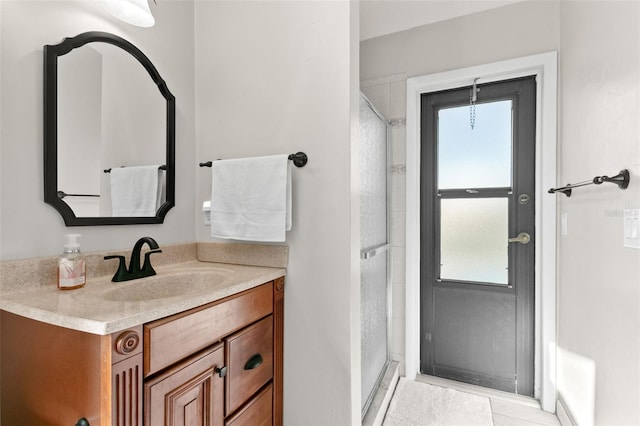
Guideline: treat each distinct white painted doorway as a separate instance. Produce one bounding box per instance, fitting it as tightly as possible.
[404,52,558,412]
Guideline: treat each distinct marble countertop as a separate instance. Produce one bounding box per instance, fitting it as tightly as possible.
[0,260,286,335]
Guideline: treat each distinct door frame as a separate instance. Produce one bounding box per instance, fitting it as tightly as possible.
[404,52,558,412]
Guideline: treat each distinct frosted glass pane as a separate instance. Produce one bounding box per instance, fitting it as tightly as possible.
[438,100,512,189]
[359,96,387,249]
[359,96,389,411]
[440,198,508,284]
[360,254,388,409]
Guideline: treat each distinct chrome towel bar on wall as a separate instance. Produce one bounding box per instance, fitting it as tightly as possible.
[548,169,630,197]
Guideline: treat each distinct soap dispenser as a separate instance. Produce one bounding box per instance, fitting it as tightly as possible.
[58,234,86,290]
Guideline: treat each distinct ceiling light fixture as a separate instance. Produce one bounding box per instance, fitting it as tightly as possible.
[102,0,155,28]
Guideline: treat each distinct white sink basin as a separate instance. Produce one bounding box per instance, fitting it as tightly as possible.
[103,268,234,302]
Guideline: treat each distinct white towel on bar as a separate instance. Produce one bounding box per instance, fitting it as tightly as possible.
[110,165,163,217]
[210,155,291,242]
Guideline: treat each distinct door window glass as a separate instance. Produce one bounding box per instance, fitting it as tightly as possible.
[438,100,513,189]
[440,197,508,284]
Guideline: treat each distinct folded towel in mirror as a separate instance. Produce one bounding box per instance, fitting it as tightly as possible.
[110,165,163,217]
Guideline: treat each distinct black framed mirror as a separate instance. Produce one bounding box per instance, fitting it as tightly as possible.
[44,31,175,226]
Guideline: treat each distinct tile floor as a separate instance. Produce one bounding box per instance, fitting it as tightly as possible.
[416,375,561,426]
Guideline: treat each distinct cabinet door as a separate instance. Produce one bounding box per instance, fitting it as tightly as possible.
[145,344,224,426]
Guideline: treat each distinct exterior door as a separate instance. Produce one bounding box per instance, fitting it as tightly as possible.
[420,76,536,395]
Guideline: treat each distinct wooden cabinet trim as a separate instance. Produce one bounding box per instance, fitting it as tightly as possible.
[111,325,143,365]
[111,354,143,426]
[273,276,285,426]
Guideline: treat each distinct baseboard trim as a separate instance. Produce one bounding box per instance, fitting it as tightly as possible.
[557,397,576,426]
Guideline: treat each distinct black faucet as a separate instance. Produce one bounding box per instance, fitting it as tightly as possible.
[104,237,163,282]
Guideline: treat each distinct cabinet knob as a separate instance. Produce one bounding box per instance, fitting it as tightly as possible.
[215,366,227,377]
[75,418,90,426]
[115,330,140,355]
[244,353,264,370]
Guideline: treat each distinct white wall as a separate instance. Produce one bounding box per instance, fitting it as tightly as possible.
[194,1,361,424]
[361,0,640,423]
[558,2,640,424]
[359,0,526,41]
[100,43,166,168]
[360,1,560,82]
[100,43,166,216]
[0,0,196,260]
[58,46,102,216]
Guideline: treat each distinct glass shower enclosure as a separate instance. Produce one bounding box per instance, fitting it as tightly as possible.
[360,94,390,417]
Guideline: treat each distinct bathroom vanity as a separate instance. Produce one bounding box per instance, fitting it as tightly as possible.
[144,278,283,426]
[0,246,286,426]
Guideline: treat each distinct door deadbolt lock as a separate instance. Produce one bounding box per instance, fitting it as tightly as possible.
[508,232,531,244]
[519,194,530,205]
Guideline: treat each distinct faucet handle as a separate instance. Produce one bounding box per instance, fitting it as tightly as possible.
[104,255,128,282]
[141,249,163,276]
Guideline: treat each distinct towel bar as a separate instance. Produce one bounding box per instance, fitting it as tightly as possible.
[199,152,308,168]
[57,191,100,199]
[548,169,630,197]
[104,165,167,173]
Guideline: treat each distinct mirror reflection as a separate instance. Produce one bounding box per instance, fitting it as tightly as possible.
[44,32,175,226]
[57,43,165,217]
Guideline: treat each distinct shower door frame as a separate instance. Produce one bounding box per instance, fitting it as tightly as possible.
[360,93,392,419]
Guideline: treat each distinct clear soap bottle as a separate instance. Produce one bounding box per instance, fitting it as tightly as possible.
[58,234,86,290]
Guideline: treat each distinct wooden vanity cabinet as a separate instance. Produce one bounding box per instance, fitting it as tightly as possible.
[0,314,144,426]
[143,278,284,426]
[0,277,284,426]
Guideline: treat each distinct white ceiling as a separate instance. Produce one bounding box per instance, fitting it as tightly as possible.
[360,0,526,41]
